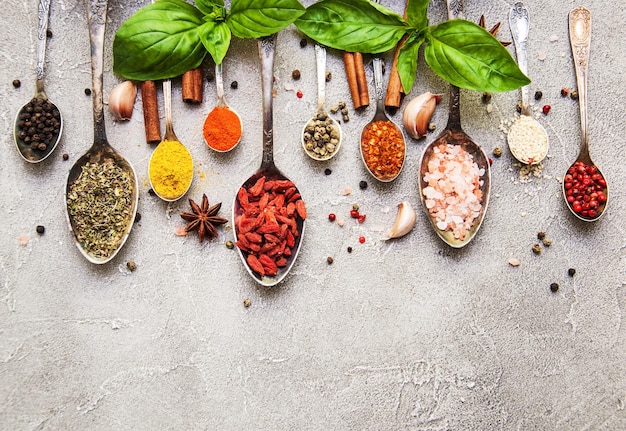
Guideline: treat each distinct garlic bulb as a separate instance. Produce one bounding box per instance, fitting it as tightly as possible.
[108,81,137,121]
[383,201,417,240]
[402,92,438,139]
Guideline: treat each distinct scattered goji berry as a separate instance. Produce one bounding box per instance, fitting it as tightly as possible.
[542,104,551,115]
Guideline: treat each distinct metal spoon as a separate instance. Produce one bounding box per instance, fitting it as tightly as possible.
[64,0,138,264]
[301,44,343,161]
[148,79,193,201]
[204,62,243,152]
[359,56,406,182]
[508,1,549,165]
[233,35,305,287]
[563,6,608,222]
[418,0,491,248]
[14,0,63,163]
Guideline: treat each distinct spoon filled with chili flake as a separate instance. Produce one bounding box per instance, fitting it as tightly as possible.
[359,57,406,182]
[562,7,608,222]
[233,35,306,287]
[301,44,342,161]
[14,0,63,163]
[417,0,491,248]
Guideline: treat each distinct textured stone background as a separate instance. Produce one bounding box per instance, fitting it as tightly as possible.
[1,0,625,429]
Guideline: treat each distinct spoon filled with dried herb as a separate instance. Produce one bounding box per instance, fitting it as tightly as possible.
[233,35,307,287]
[148,79,194,201]
[14,0,63,163]
[65,0,138,264]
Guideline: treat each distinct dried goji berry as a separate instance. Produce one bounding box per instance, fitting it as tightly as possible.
[248,176,266,196]
[245,232,262,243]
[288,192,301,203]
[276,257,288,267]
[259,254,278,276]
[247,255,265,277]
[286,202,296,216]
[295,199,307,219]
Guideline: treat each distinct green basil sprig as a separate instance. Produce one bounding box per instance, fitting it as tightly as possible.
[295,0,529,93]
[113,0,305,81]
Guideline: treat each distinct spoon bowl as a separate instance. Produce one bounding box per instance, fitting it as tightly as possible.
[233,35,306,287]
[14,0,63,163]
[563,6,608,222]
[508,1,549,165]
[301,44,342,161]
[359,57,406,182]
[204,62,243,153]
[65,0,138,264]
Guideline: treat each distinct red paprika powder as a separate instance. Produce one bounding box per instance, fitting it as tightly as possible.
[203,106,242,152]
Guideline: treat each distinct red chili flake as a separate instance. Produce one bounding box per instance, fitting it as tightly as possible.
[328,213,336,221]
[296,90,303,98]
[358,236,366,244]
[542,104,551,115]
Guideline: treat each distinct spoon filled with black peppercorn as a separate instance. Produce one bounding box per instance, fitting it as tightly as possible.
[14,0,63,163]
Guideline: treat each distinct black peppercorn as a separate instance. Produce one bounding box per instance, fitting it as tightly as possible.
[36,225,45,234]
[550,282,559,292]
[325,71,332,82]
[84,88,91,96]
[537,231,546,240]
[134,212,142,223]
[359,180,368,190]
[560,87,569,97]
[12,79,21,88]
[568,268,576,276]
[534,91,543,100]
[299,38,307,48]
[62,153,69,161]
[347,246,353,253]
[324,168,332,175]
[292,69,301,80]
[230,81,238,89]
[327,256,334,264]
[148,188,156,196]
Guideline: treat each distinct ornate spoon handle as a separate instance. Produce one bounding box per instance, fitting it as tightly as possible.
[569,6,592,159]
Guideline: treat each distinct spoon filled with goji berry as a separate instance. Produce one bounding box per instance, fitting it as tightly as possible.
[562,7,608,222]
[14,0,63,163]
[233,35,307,287]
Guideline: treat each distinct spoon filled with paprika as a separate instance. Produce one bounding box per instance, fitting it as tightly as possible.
[562,6,608,222]
[65,0,138,264]
[233,35,306,287]
[14,0,63,163]
[203,62,242,152]
[148,79,194,202]
[301,44,342,161]
[417,0,491,248]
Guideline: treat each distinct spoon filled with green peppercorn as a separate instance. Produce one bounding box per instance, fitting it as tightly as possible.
[14,0,63,163]
[301,44,342,161]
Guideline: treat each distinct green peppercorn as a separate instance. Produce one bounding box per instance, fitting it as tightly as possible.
[532,243,542,255]
[325,71,332,82]
[542,238,552,247]
[243,298,252,308]
[427,122,437,132]
[225,240,234,249]
[570,90,579,100]
[126,261,137,271]
[493,147,503,157]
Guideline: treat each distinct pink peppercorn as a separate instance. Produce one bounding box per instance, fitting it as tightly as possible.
[542,104,551,115]
[358,236,366,244]
[296,90,303,98]
[328,213,336,222]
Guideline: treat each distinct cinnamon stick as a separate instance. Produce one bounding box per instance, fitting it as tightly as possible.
[384,35,407,111]
[140,80,161,145]
[353,52,369,108]
[182,66,203,103]
[343,52,362,110]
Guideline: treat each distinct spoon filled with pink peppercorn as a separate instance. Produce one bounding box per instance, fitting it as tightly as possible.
[562,7,608,222]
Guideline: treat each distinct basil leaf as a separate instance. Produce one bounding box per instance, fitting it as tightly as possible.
[295,0,407,53]
[113,0,206,80]
[424,20,530,92]
[196,0,224,16]
[198,21,231,65]
[227,0,305,39]
[405,0,429,29]
[397,33,424,94]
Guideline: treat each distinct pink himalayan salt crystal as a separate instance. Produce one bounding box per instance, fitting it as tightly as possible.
[422,143,485,240]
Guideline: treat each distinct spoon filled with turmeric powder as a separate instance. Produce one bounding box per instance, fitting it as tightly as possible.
[148,79,193,202]
[203,62,242,152]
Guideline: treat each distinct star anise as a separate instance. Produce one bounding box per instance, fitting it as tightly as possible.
[180,194,227,242]
[479,15,511,47]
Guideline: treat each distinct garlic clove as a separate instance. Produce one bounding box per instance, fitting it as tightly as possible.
[402,92,438,139]
[383,201,417,240]
[108,81,137,121]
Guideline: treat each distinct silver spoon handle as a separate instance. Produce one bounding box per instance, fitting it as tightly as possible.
[36,0,51,90]
[446,0,464,20]
[259,35,277,169]
[569,6,591,156]
[87,0,108,145]
[373,57,384,112]
[315,44,327,113]
[215,62,225,107]
[445,0,463,130]
[510,2,530,111]
[162,79,175,139]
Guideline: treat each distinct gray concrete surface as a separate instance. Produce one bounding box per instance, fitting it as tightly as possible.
[1,0,625,429]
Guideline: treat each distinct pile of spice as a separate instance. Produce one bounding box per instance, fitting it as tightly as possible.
[564,160,607,219]
[506,114,549,164]
[16,97,61,151]
[66,160,134,259]
[149,139,193,200]
[422,143,485,240]
[203,106,242,152]
[360,120,405,181]
[302,113,340,159]
[234,176,306,278]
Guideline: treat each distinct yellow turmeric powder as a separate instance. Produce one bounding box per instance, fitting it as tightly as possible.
[149,139,193,200]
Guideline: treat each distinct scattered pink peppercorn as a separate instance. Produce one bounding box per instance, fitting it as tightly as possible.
[358,236,366,244]
[542,104,551,115]
[357,214,366,223]
[296,90,303,98]
[350,209,360,219]
[328,213,336,222]
[488,157,493,165]
[434,94,441,104]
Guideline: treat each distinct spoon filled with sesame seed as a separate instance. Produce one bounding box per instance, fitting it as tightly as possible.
[14,0,63,163]
[562,7,608,222]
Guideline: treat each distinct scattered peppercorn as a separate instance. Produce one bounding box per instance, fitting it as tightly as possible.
[327,256,334,264]
[84,88,91,96]
[325,71,332,82]
[225,240,234,249]
[534,91,543,100]
[243,298,251,308]
[292,69,301,80]
[532,243,542,254]
[542,104,551,115]
[482,92,492,103]
[338,101,346,109]
[428,122,437,132]
[493,147,503,157]
[347,246,353,253]
[359,180,368,190]
[134,212,141,223]
[36,225,45,234]
[516,102,523,113]
[537,231,546,240]
[550,282,559,292]
[358,236,366,244]
[570,90,579,100]
[568,268,576,276]
[560,87,569,97]
[230,81,238,89]
[352,203,359,211]
[296,90,303,98]
[328,213,336,222]
[12,79,21,88]
[46,29,52,38]
[488,157,493,165]
[299,38,307,48]
[324,168,332,175]
[542,238,552,247]
[126,261,137,271]
[342,115,350,123]
[62,153,69,161]
[148,188,156,196]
